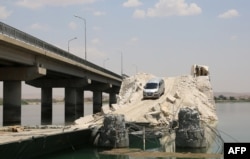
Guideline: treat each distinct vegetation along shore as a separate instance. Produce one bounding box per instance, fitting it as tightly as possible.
[0,93,250,105]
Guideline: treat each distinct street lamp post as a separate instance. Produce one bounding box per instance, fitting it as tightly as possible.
[74,15,87,60]
[68,37,77,52]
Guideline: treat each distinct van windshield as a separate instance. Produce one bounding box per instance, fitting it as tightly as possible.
[145,83,158,89]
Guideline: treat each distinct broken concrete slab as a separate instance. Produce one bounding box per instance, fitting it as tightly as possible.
[166,95,176,103]
[101,104,112,114]
[75,115,94,125]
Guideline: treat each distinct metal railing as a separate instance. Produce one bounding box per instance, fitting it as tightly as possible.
[0,21,122,80]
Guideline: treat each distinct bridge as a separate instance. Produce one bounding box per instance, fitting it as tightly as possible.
[0,22,122,126]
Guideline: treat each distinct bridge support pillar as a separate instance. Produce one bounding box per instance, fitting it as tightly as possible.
[41,87,52,125]
[65,88,84,124]
[76,89,84,119]
[65,87,76,124]
[109,93,117,106]
[93,91,102,114]
[3,81,21,126]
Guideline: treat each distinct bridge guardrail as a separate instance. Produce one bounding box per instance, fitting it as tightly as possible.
[0,21,122,80]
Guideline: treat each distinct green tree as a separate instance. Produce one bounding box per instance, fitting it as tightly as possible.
[219,95,227,100]
[229,96,236,100]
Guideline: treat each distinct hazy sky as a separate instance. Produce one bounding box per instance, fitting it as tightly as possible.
[0,0,250,95]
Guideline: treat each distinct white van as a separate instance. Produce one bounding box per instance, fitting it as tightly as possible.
[143,78,165,99]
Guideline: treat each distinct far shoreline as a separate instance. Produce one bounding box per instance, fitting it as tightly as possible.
[1,95,250,105]
[215,100,250,103]
[0,97,109,106]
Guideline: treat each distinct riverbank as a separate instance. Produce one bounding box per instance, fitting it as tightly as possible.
[215,100,250,103]
[214,93,250,103]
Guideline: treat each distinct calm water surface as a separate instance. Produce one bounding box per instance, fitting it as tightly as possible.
[0,102,93,126]
[1,102,250,158]
[216,102,250,142]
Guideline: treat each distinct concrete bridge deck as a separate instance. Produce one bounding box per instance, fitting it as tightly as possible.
[0,21,122,126]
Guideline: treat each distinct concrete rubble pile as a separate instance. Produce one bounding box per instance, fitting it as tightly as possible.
[117,73,155,106]
[75,72,217,130]
[112,73,216,126]
[73,71,219,148]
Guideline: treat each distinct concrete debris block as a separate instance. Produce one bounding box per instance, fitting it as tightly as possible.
[74,115,94,125]
[111,104,121,111]
[152,104,161,112]
[145,114,158,125]
[101,104,112,114]
[147,111,161,116]
[161,105,171,117]
[146,109,161,122]
[167,95,176,103]
[174,91,180,99]
[155,113,169,126]
[9,126,24,132]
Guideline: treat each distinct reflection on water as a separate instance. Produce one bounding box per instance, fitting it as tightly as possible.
[142,128,222,158]
[37,129,223,159]
[129,126,223,153]
[129,130,176,152]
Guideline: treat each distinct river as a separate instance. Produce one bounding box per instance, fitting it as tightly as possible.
[0,102,250,158]
[0,102,94,126]
[216,102,250,142]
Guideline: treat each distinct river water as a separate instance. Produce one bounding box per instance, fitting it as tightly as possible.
[216,102,250,142]
[0,102,250,158]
